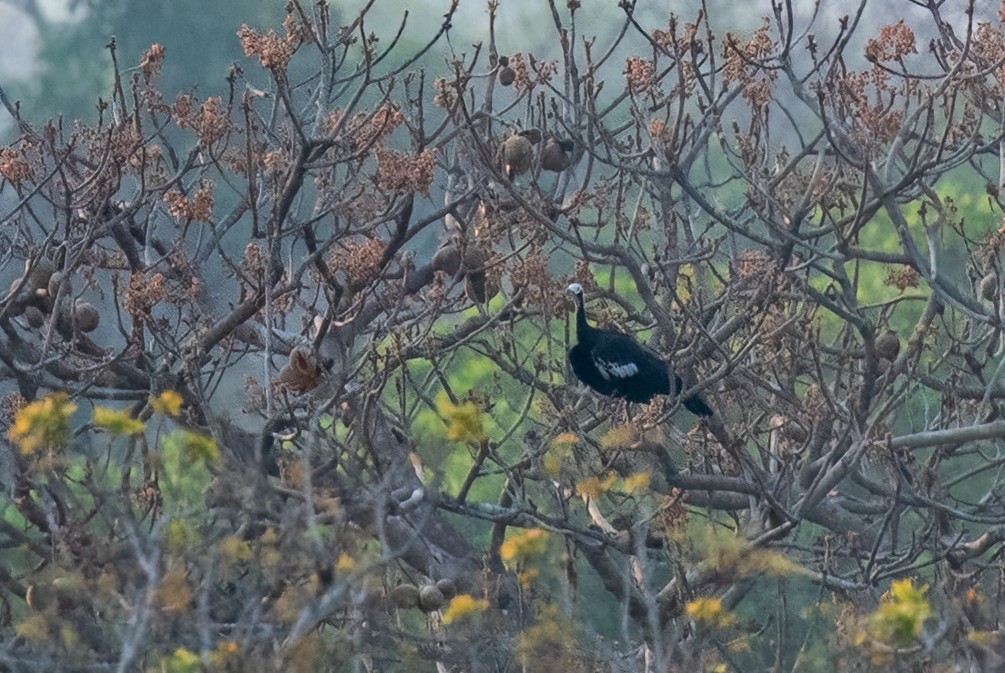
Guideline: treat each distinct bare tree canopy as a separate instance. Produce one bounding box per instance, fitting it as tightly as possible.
[2,0,1005,671]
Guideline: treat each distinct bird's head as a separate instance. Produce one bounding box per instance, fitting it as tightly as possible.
[567,283,584,297]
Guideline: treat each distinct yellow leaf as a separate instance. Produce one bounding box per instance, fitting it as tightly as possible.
[156,565,193,613]
[517,568,539,588]
[697,526,806,578]
[542,452,563,476]
[967,630,999,649]
[500,528,549,566]
[336,553,355,571]
[217,535,252,566]
[59,623,78,649]
[163,648,201,673]
[575,473,617,499]
[862,579,932,648]
[686,596,736,628]
[93,407,145,436]
[436,393,488,444]
[166,519,196,555]
[442,594,489,624]
[544,433,577,476]
[621,471,651,493]
[549,432,579,448]
[8,392,76,455]
[164,429,219,464]
[14,613,49,643]
[150,390,183,416]
[599,424,636,449]
[209,641,241,666]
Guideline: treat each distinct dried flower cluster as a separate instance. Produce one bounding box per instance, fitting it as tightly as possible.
[172,95,232,147]
[884,265,919,293]
[261,149,290,182]
[864,20,917,63]
[839,70,904,146]
[648,118,671,152]
[973,22,1005,92]
[723,25,776,107]
[243,376,266,414]
[375,148,437,197]
[123,272,169,317]
[328,238,386,287]
[432,78,458,108]
[651,490,688,541]
[240,243,264,284]
[510,250,562,317]
[0,146,34,186]
[505,53,557,91]
[625,57,656,95]
[330,183,387,225]
[237,14,310,72]
[354,104,405,151]
[139,43,165,80]
[163,181,214,222]
[0,394,28,433]
[736,249,775,282]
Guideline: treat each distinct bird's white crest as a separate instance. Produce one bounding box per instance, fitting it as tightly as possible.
[567,283,583,294]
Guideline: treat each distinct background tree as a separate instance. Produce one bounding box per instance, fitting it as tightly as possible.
[1,1,1005,671]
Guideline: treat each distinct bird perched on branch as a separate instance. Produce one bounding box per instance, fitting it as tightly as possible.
[566,283,713,416]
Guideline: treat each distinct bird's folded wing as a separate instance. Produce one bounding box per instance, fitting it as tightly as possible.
[591,348,639,381]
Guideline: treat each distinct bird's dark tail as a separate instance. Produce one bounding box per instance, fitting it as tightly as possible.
[674,375,714,416]
[683,394,713,417]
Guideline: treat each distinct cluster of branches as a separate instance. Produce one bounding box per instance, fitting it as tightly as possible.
[1,0,1005,670]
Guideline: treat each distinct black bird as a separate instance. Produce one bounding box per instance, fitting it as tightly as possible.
[566,283,713,416]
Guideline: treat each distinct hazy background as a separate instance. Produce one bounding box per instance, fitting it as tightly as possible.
[0,0,971,138]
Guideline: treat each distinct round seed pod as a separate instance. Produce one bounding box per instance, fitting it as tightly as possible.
[432,237,462,276]
[24,257,56,292]
[435,578,457,600]
[979,273,997,301]
[74,300,100,333]
[501,134,533,179]
[463,244,487,275]
[25,584,49,611]
[541,138,572,172]
[498,64,516,86]
[48,271,70,301]
[463,244,498,304]
[24,306,45,328]
[417,584,445,613]
[465,271,500,305]
[875,330,900,362]
[391,583,420,609]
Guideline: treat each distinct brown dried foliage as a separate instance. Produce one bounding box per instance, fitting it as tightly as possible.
[139,43,165,80]
[162,180,214,222]
[328,238,386,288]
[723,25,777,107]
[0,146,34,187]
[884,265,920,292]
[375,148,437,197]
[625,57,656,95]
[237,14,310,72]
[124,272,169,317]
[172,95,232,148]
[864,20,917,63]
